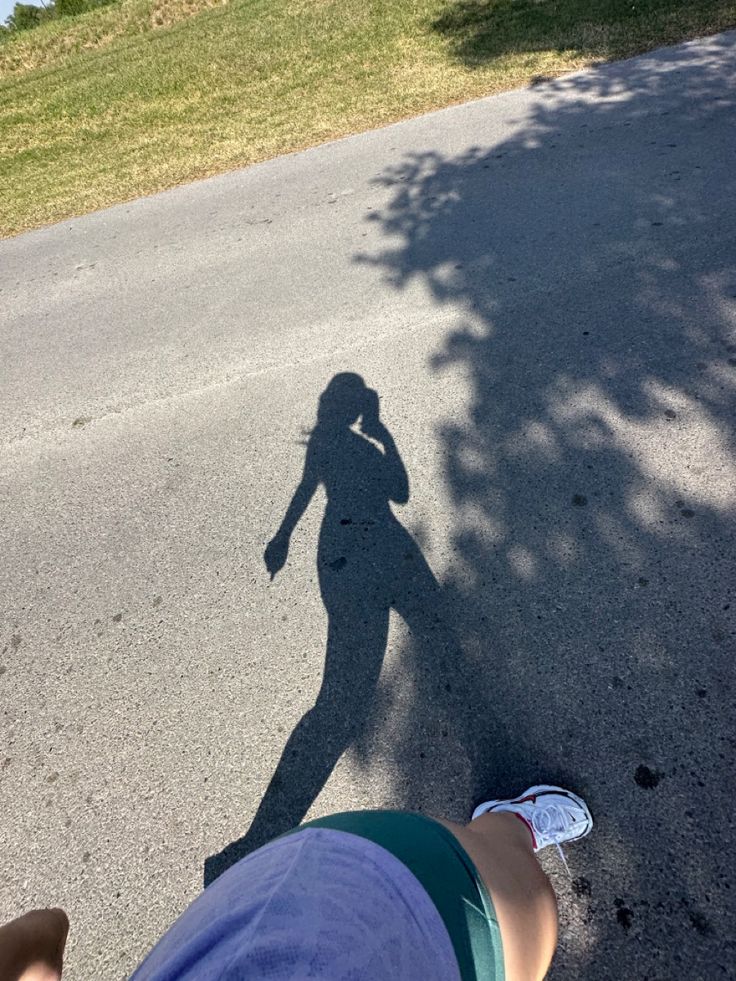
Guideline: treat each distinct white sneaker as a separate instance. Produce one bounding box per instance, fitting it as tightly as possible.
[472,784,593,873]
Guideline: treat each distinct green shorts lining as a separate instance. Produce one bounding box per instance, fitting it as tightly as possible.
[299,810,504,981]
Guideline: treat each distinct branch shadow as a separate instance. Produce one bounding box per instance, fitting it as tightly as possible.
[355,35,736,978]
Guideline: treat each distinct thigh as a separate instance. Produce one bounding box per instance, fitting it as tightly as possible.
[302,811,504,981]
[437,815,559,981]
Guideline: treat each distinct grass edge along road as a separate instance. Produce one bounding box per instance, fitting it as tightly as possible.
[1,0,735,237]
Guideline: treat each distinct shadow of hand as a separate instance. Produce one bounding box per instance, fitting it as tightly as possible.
[264,534,289,579]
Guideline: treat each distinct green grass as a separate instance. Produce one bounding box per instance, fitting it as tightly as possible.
[1,0,735,236]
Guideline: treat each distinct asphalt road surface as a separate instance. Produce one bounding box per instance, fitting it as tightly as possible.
[2,30,735,980]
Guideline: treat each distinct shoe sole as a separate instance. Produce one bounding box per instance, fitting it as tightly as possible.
[472,783,593,840]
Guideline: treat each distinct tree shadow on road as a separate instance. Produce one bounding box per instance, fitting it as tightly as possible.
[355,34,736,980]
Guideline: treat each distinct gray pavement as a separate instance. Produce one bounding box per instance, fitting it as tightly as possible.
[2,30,736,979]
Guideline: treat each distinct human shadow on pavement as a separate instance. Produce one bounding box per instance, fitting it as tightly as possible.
[204,372,468,884]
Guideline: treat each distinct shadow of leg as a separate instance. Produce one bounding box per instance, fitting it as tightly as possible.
[391,542,528,812]
[204,603,389,886]
[203,701,345,884]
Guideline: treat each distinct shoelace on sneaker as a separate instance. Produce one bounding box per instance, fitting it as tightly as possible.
[555,844,571,877]
[529,800,586,877]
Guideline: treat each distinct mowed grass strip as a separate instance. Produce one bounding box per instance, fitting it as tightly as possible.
[1,0,735,236]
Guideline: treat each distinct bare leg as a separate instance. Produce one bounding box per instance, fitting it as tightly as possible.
[437,813,558,981]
